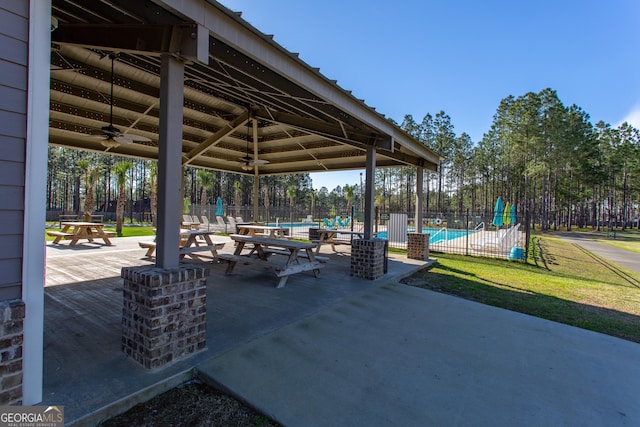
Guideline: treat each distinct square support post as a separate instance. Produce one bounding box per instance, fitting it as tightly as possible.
[121,264,208,369]
[0,300,25,404]
[350,238,387,280]
[415,167,424,231]
[407,232,430,260]
[156,54,185,269]
[363,145,376,240]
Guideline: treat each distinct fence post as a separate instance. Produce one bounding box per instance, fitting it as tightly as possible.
[465,209,469,256]
[525,209,531,261]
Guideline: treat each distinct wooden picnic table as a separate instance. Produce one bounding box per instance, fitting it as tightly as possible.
[47,222,115,246]
[138,230,226,261]
[218,234,327,288]
[313,228,370,254]
[236,224,288,239]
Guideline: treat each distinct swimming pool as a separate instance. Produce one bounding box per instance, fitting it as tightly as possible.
[265,222,315,228]
[377,228,473,243]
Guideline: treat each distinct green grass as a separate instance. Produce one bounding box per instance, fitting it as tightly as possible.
[45,223,156,241]
[404,234,640,343]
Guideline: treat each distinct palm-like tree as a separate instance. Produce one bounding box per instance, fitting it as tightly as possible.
[286,185,296,225]
[344,184,355,218]
[77,159,101,221]
[149,162,157,226]
[309,188,316,220]
[197,170,215,218]
[263,186,270,222]
[233,180,241,216]
[112,162,133,236]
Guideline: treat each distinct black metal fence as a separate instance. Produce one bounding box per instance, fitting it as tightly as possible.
[377,209,529,261]
[47,205,530,261]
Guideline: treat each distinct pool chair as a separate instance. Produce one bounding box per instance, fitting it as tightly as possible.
[201,215,225,232]
[216,216,228,232]
[226,216,238,232]
[470,223,522,254]
[323,217,336,228]
[337,217,351,228]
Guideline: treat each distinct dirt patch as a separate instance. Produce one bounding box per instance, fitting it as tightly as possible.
[99,381,281,427]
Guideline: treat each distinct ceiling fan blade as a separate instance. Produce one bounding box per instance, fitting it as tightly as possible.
[249,159,269,166]
[119,133,151,142]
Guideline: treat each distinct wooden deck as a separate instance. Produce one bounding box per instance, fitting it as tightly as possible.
[42,236,429,425]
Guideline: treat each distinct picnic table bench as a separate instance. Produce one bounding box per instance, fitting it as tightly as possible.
[218,234,326,288]
[138,230,226,261]
[47,222,114,246]
[312,228,371,254]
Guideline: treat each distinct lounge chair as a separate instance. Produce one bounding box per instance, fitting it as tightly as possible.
[323,217,336,228]
[216,216,228,233]
[337,217,351,228]
[227,216,238,233]
[201,215,225,232]
[182,214,196,229]
[470,223,522,254]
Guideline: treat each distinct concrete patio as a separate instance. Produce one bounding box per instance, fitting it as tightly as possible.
[42,235,428,425]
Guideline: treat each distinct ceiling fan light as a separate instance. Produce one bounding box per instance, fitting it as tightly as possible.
[100,139,120,149]
[241,164,253,171]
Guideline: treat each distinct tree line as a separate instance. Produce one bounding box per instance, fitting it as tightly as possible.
[47,87,639,231]
[393,88,639,230]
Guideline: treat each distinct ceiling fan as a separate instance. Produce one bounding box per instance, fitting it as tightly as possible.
[91,54,151,149]
[239,119,269,170]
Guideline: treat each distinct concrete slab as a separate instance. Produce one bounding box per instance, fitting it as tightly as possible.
[42,236,430,425]
[198,283,640,426]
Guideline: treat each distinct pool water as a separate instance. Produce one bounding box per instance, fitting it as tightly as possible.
[377,228,473,243]
[266,222,315,228]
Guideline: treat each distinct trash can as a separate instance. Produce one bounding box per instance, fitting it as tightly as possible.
[508,247,525,261]
[308,227,320,241]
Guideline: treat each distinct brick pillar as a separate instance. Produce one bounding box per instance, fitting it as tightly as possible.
[350,238,387,280]
[0,300,25,405]
[407,233,430,260]
[121,264,208,369]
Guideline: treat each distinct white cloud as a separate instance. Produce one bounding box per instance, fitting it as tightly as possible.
[616,105,640,129]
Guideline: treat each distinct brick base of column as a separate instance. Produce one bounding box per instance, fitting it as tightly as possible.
[407,233,430,260]
[0,300,25,405]
[121,264,208,369]
[350,238,387,280]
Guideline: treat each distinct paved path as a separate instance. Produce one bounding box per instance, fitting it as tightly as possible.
[199,283,640,426]
[555,232,640,274]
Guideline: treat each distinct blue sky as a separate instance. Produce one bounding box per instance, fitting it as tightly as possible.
[217,0,640,190]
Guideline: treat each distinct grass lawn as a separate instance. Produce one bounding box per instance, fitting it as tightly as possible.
[402,233,640,343]
[45,223,156,241]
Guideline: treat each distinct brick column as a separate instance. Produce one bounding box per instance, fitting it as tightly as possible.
[407,233,430,260]
[0,300,25,405]
[121,264,208,369]
[350,238,387,280]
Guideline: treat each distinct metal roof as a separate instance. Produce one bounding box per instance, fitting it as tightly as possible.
[50,0,440,175]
